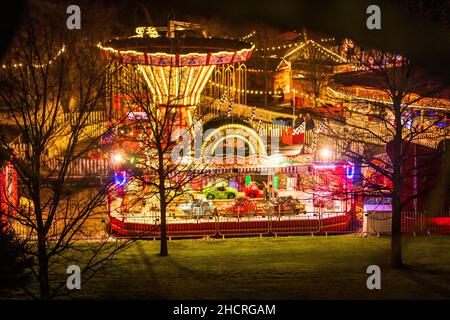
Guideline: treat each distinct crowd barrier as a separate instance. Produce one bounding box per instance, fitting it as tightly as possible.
[9,211,450,240]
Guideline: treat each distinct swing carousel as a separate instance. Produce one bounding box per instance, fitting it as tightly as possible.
[98,22,252,130]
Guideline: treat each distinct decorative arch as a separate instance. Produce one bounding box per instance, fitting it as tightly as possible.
[209,134,257,156]
[201,117,266,158]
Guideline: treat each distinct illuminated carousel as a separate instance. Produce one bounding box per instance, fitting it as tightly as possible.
[98,22,253,130]
[98,23,356,238]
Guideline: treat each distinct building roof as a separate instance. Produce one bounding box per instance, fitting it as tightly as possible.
[101,36,253,55]
[245,56,285,72]
[333,70,450,100]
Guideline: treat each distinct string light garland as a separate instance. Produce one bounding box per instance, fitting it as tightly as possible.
[309,40,347,63]
[319,37,335,43]
[227,97,233,117]
[2,45,66,69]
[255,41,303,52]
[217,92,227,112]
[283,40,346,63]
[241,31,256,41]
[256,115,263,134]
[210,80,274,95]
[326,87,447,112]
[283,41,308,59]
[248,105,256,122]
[97,42,254,66]
[247,68,267,73]
[209,80,328,104]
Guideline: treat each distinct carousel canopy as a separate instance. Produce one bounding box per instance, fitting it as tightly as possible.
[99,31,253,106]
[98,37,253,67]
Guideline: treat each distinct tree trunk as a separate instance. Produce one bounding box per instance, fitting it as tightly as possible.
[37,239,50,299]
[391,198,402,268]
[391,100,403,269]
[159,195,168,257]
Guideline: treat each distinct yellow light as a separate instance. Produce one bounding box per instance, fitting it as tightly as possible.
[319,147,332,160]
[112,152,124,164]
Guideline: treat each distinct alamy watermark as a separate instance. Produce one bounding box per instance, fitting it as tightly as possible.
[66,5,81,30]
[366,265,381,290]
[66,265,81,290]
[366,5,381,30]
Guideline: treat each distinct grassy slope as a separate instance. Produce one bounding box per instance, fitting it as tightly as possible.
[68,235,450,300]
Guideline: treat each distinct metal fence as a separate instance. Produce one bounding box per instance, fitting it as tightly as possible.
[41,157,111,177]
[108,211,361,239]
[109,211,450,239]
[10,216,111,241]
[364,211,450,236]
[9,211,450,241]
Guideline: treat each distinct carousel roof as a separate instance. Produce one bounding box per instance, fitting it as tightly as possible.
[102,36,252,54]
[333,70,450,101]
[98,36,254,67]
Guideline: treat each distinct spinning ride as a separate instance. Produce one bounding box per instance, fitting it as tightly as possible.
[98,23,253,129]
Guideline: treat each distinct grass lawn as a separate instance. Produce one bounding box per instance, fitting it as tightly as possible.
[4,235,450,299]
[72,235,450,300]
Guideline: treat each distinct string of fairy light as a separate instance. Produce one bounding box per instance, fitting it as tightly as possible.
[241,39,347,63]
[283,40,346,63]
[327,87,449,112]
[1,45,66,69]
[209,79,326,102]
[212,82,443,116]
[320,37,335,43]
[308,40,347,63]
[254,40,305,52]
[240,29,341,61]
[240,30,256,41]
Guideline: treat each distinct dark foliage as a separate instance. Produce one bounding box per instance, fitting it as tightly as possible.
[0,216,32,290]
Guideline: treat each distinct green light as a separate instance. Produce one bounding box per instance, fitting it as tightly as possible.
[273,176,279,189]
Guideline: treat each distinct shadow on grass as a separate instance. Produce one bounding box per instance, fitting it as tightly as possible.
[401,263,450,298]
[163,256,236,299]
[60,235,450,300]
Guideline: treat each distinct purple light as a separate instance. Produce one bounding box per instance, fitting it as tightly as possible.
[114,171,127,187]
[346,165,355,179]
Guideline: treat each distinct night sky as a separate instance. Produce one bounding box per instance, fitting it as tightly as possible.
[0,0,449,81]
[126,0,450,82]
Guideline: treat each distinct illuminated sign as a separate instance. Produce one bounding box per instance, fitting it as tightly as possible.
[345,165,355,179]
[135,26,160,38]
[364,197,392,205]
[113,171,127,187]
[127,111,148,120]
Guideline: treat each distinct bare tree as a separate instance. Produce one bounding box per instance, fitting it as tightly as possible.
[0,11,131,299]
[252,25,281,107]
[319,46,449,268]
[290,38,336,109]
[111,59,211,256]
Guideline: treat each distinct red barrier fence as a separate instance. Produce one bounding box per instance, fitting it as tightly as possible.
[10,211,450,240]
[364,211,450,235]
[110,211,450,239]
[109,212,361,239]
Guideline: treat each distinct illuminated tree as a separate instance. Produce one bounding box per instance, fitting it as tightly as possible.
[321,46,449,268]
[113,63,211,256]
